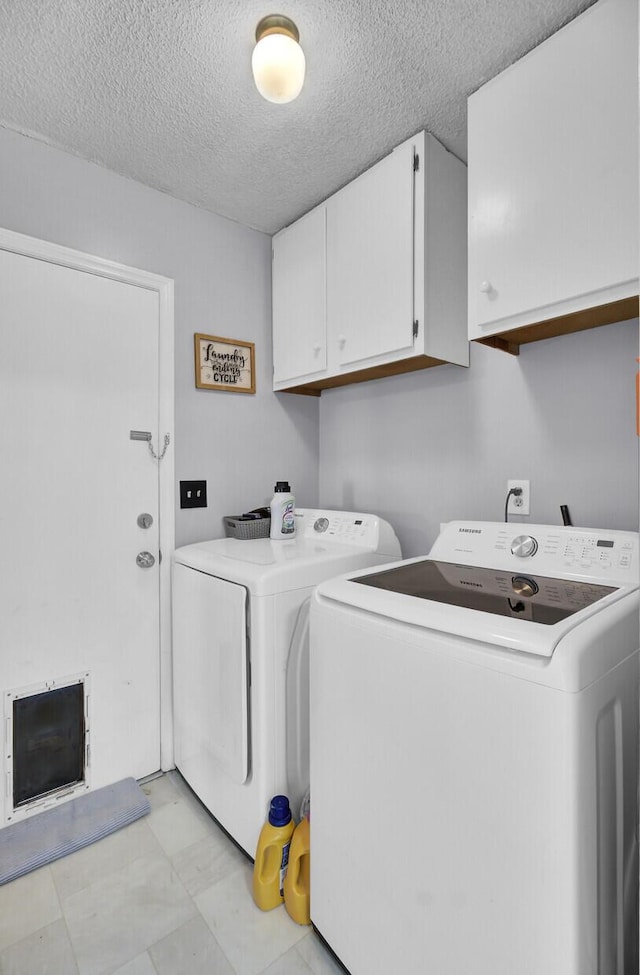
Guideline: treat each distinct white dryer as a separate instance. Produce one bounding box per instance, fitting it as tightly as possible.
[172,508,400,857]
[310,521,639,975]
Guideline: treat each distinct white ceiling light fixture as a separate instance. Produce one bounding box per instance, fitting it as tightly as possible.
[252,14,306,104]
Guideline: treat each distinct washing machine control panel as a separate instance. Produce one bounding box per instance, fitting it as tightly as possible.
[545,532,636,576]
[429,522,639,585]
[498,528,637,579]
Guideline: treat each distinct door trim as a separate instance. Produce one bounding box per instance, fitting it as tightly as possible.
[0,227,176,771]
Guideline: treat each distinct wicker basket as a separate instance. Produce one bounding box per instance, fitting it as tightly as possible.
[223,515,271,540]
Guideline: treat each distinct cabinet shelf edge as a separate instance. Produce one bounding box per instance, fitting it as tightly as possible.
[473,295,639,356]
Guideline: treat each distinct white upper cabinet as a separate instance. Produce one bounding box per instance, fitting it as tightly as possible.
[327,139,415,367]
[272,206,326,386]
[468,0,639,352]
[272,131,468,394]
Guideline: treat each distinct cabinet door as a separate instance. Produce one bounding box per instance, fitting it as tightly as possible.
[468,0,638,338]
[272,207,326,386]
[327,140,415,366]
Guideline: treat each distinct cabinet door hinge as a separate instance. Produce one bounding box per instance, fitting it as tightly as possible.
[413,152,420,172]
[413,320,419,339]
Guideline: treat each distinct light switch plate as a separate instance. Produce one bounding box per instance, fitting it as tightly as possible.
[180,480,207,509]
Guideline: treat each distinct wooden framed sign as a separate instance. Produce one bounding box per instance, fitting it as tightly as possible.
[194,333,256,393]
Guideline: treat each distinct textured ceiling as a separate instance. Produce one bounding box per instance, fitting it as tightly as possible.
[0,0,596,234]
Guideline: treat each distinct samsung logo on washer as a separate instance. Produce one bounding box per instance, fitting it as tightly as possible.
[458,528,482,534]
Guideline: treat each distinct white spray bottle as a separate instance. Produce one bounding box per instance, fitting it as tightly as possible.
[270,481,296,539]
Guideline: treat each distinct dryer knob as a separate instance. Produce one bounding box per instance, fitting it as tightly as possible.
[511,535,538,558]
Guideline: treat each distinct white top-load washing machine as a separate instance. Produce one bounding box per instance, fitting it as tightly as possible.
[172,508,400,857]
[310,521,639,975]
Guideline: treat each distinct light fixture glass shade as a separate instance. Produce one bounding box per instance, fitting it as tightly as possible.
[252,30,306,104]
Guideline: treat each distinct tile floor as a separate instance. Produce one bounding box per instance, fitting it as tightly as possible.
[0,772,345,975]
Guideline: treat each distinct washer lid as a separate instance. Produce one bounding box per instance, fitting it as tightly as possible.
[315,521,640,658]
[354,559,617,625]
[316,564,635,658]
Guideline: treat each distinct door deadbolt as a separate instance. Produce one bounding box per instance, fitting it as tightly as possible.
[136,551,156,568]
[137,513,154,529]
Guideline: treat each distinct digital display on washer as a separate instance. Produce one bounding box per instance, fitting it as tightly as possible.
[352,560,617,623]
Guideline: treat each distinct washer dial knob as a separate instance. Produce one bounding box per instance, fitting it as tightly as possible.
[512,576,539,597]
[511,535,538,558]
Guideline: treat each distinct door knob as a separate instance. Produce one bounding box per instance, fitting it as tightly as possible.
[136,551,156,568]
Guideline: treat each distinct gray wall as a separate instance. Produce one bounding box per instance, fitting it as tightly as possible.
[0,127,320,546]
[319,320,639,557]
[1,125,637,559]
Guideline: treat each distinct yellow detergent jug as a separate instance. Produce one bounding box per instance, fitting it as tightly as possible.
[283,814,311,925]
[252,795,296,910]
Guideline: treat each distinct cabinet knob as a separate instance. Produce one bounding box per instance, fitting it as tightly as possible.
[479,281,492,294]
[338,334,346,347]
[313,344,322,354]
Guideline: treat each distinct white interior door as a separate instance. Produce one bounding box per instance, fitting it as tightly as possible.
[0,247,164,803]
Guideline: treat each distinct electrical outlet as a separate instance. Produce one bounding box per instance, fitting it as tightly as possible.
[507,479,530,516]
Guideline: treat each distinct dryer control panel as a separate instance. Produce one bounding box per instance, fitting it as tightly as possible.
[429,521,639,586]
[295,508,396,551]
